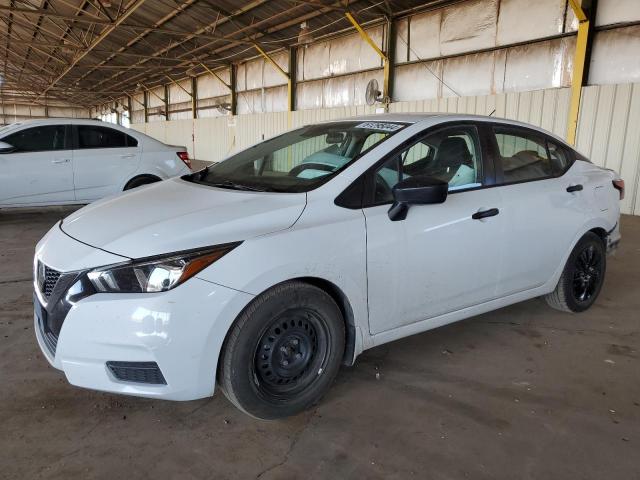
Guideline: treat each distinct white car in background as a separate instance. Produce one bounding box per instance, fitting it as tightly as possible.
[33,114,623,420]
[0,118,191,207]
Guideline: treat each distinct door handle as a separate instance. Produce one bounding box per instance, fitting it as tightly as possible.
[566,184,583,193]
[120,154,136,159]
[472,208,499,220]
[51,158,71,164]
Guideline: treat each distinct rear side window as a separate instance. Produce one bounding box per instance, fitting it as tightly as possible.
[76,126,137,149]
[492,127,553,183]
[3,125,66,152]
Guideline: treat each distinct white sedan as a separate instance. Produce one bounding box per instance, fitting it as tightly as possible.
[33,114,623,419]
[0,118,191,207]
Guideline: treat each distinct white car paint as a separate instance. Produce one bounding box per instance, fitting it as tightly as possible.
[33,113,622,401]
[0,118,191,207]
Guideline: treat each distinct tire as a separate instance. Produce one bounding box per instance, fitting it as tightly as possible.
[123,175,161,190]
[219,281,345,420]
[545,232,606,313]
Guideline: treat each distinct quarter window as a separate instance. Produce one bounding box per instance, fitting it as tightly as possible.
[3,125,67,152]
[77,126,137,149]
[547,141,572,174]
[371,126,482,204]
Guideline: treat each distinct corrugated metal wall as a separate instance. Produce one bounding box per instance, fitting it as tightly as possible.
[131,82,640,215]
[0,104,90,125]
[575,83,640,216]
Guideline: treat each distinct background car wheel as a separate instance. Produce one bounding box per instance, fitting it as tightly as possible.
[123,175,161,190]
[545,232,606,313]
[219,281,345,420]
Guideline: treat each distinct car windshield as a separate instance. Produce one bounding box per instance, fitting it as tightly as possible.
[184,120,407,193]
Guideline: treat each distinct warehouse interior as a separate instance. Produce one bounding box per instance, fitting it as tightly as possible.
[1,0,639,478]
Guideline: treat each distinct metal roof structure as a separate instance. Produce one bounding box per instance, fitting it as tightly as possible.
[0,0,451,108]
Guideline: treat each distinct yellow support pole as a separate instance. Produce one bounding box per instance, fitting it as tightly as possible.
[567,0,591,145]
[254,44,293,111]
[345,11,390,103]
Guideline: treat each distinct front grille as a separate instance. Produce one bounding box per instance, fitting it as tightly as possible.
[39,321,58,355]
[43,266,61,298]
[37,261,62,299]
[106,361,167,385]
[34,294,58,356]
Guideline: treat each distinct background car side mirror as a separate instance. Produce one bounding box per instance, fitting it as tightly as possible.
[388,176,448,221]
[0,141,15,153]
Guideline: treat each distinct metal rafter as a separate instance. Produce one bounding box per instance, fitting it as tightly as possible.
[93,1,321,93]
[35,0,148,101]
[0,0,436,110]
[82,0,271,90]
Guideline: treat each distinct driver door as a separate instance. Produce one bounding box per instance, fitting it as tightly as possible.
[363,124,505,335]
[0,125,74,206]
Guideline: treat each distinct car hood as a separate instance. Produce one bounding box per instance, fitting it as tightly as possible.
[61,178,307,259]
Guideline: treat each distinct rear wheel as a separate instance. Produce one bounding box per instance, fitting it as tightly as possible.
[123,175,161,190]
[545,232,606,313]
[219,281,345,420]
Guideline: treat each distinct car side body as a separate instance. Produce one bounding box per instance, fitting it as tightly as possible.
[0,118,191,208]
[32,113,622,418]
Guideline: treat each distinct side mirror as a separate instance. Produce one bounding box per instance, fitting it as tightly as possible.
[0,141,15,153]
[388,176,448,221]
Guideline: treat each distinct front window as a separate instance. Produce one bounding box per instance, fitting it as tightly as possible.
[371,125,482,204]
[3,125,67,153]
[185,121,407,193]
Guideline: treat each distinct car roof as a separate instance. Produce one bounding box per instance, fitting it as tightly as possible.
[330,113,571,148]
[2,118,111,128]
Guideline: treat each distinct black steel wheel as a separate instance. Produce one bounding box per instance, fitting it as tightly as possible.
[254,309,329,397]
[545,232,606,313]
[572,243,604,303]
[219,281,345,419]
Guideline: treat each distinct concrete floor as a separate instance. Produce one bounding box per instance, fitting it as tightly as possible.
[1,207,638,480]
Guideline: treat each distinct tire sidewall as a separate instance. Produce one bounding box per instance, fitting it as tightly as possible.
[223,284,345,420]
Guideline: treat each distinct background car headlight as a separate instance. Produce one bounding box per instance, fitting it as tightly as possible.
[87,242,241,293]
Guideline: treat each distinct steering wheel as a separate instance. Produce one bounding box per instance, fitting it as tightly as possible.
[288,162,335,177]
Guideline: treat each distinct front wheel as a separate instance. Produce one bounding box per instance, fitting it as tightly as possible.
[545,232,606,313]
[218,281,345,420]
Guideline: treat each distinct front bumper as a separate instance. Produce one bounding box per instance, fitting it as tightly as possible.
[35,278,252,400]
[34,223,254,401]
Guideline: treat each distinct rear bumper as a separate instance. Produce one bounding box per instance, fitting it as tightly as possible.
[606,222,621,255]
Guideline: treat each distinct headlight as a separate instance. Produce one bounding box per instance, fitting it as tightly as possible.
[87,242,240,293]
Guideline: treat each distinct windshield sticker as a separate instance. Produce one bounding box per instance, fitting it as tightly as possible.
[354,121,403,132]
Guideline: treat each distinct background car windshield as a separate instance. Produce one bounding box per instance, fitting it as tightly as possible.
[187,121,406,192]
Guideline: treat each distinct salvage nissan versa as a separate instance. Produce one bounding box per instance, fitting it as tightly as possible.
[34,114,622,419]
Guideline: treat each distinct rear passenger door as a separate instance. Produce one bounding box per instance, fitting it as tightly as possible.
[487,125,588,297]
[72,124,141,201]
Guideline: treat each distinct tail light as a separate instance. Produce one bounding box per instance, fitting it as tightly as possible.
[612,179,625,200]
[177,151,191,169]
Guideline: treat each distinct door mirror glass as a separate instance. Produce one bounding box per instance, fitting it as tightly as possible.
[388,175,448,221]
[0,141,15,153]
